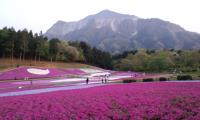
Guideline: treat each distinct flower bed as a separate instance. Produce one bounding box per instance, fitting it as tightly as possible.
[0,82,200,119]
[0,67,87,80]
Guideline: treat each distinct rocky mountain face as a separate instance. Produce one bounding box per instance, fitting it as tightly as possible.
[45,10,200,54]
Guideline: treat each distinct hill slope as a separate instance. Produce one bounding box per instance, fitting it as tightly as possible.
[0,59,92,71]
[45,10,200,54]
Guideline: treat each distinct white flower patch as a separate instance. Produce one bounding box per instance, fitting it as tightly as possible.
[89,72,111,77]
[27,68,50,75]
[80,68,103,74]
[50,78,86,83]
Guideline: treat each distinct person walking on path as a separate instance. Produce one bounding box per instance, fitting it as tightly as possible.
[105,75,108,83]
[101,77,104,83]
[30,79,33,85]
[86,77,89,84]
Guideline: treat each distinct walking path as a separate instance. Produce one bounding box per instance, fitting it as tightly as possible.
[0,83,105,97]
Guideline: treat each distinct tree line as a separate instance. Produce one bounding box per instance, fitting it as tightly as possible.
[114,49,200,72]
[0,27,113,69]
[1,27,200,72]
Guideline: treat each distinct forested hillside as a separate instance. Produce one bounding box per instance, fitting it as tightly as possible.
[114,49,200,73]
[1,27,200,73]
[0,27,113,69]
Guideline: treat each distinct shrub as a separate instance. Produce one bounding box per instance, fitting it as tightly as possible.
[191,69,197,72]
[123,79,137,83]
[143,78,154,82]
[159,77,167,81]
[177,75,192,80]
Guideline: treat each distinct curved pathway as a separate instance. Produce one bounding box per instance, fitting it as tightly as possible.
[0,84,105,97]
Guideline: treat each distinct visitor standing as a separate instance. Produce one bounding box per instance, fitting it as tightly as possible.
[86,77,89,84]
[30,80,32,85]
[101,77,104,83]
[105,75,108,83]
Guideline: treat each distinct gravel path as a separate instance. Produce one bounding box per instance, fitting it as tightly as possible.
[0,84,104,97]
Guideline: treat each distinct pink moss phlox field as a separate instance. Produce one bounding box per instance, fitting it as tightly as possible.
[0,67,87,80]
[0,82,200,120]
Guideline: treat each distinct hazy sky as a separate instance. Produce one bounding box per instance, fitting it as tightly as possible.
[0,0,199,33]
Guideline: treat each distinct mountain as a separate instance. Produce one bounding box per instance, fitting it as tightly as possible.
[45,10,200,54]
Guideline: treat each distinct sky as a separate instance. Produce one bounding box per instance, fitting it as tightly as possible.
[0,0,200,34]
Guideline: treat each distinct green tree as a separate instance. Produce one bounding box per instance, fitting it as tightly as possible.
[49,38,60,62]
[17,29,29,61]
[0,27,10,58]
